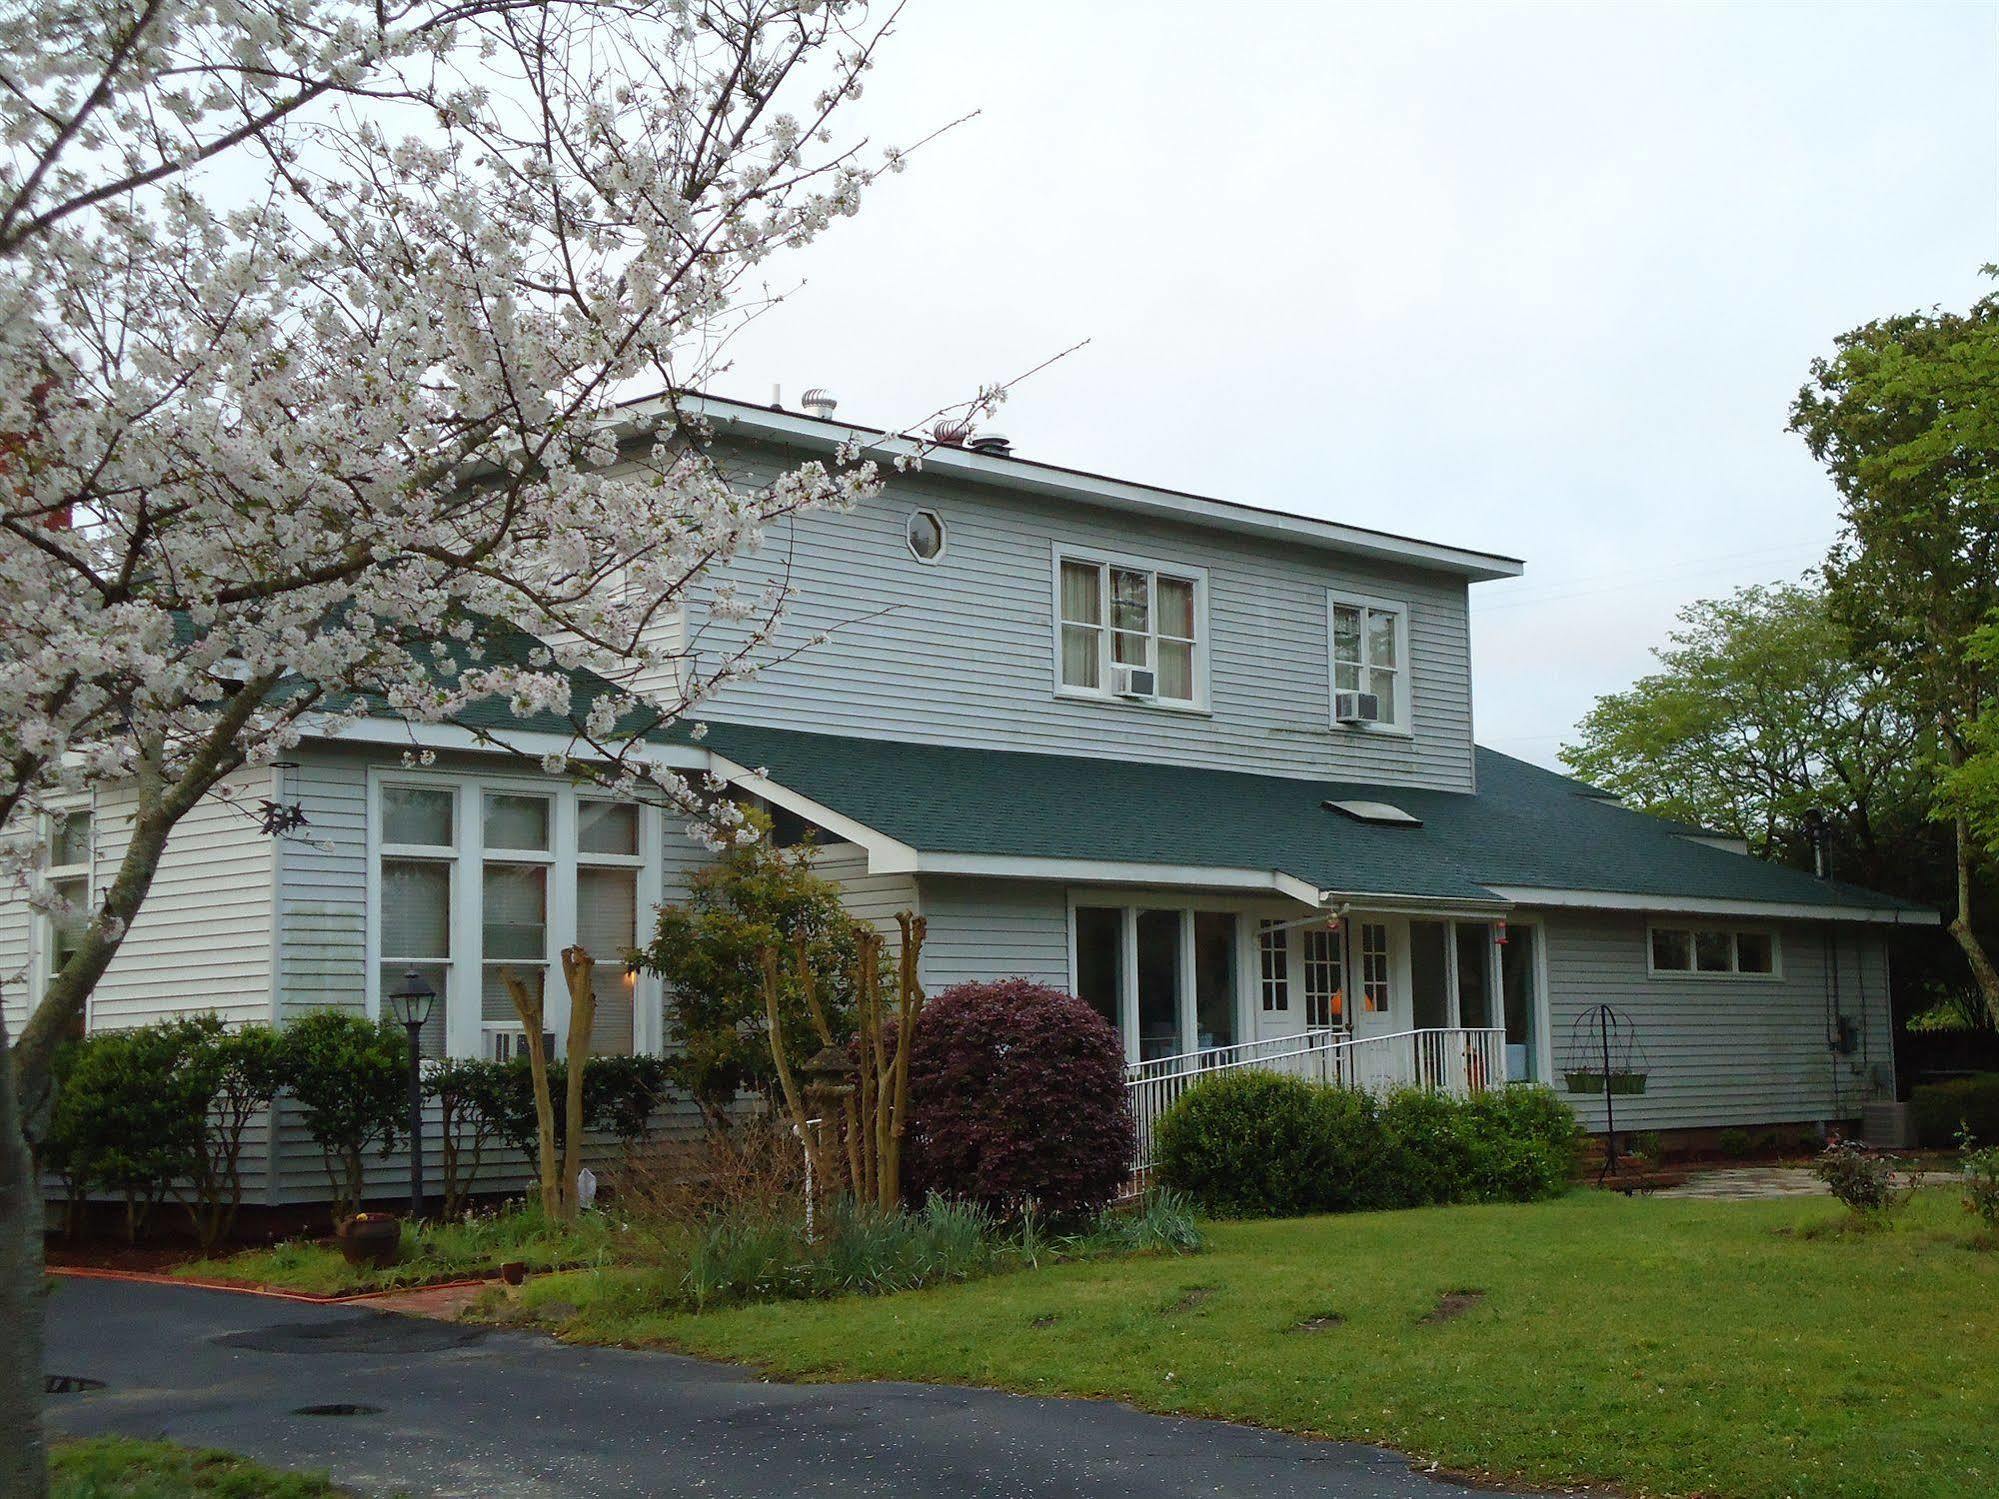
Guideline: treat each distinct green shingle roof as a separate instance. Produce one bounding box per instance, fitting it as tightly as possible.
[685,721,1933,919]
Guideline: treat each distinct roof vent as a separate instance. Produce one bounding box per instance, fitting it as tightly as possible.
[967,431,1012,457]
[1323,798,1422,827]
[931,417,973,446]
[800,387,837,420]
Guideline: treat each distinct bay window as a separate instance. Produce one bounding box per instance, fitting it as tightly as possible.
[1054,548,1206,707]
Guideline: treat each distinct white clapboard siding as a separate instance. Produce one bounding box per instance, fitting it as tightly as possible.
[808,841,918,940]
[86,770,276,1031]
[915,875,1071,994]
[682,441,1478,792]
[1537,910,1895,1132]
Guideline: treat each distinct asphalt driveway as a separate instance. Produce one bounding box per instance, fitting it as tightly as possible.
[44,1278,1540,1497]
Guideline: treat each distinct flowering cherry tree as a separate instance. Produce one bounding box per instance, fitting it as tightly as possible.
[0,4,988,1490]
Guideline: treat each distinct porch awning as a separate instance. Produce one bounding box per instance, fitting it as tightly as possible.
[683,722,1936,925]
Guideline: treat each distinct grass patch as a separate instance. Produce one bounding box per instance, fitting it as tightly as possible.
[53,1437,345,1497]
[174,1207,618,1296]
[509,1189,1999,1498]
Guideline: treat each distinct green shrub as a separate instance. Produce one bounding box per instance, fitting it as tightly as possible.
[1154,1071,1383,1218]
[1911,1074,1999,1149]
[44,1021,213,1241]
[1718,1127,1754,1159]
[1958,1136,1999,1233]
[1811,1139,1903,1217]
[278,1011,407,1222]
[1156,1072,1577,1219]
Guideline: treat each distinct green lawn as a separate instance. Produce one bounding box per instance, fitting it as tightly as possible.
[174,1208,618,1296]
[504,1189,1998,1499]
[52,1437,344,1498]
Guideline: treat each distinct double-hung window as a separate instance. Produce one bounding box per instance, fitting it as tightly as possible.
[380,786,457,1057]
[1055,548,1205,706]
[1329,592,1409,729]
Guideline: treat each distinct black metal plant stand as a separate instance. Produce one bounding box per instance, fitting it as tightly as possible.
[1561,1003,1648,1184]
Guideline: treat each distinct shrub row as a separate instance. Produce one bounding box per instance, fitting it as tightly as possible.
[43,1012,669,1239]
[1153,1070,1581,1218]
[1910,1073,1999,1149]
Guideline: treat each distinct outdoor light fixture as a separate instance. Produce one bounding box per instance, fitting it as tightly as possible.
[388,969,437,1221]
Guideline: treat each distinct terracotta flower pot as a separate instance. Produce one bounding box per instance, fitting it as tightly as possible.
[335,1212,403,1269]
[499,1260,528,1287]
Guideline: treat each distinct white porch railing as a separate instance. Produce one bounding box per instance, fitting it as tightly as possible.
[1125,1026,1507,1171]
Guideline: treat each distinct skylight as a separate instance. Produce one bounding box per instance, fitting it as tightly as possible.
[1323,798,1422,827]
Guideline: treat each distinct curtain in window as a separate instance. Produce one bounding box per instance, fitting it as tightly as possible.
[577,867,638,1055]
[1059,561,1102,688]
[482,863,547,1022]
[382,858,452,1056]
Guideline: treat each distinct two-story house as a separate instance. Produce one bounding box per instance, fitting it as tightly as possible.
[2,392,1935,1204]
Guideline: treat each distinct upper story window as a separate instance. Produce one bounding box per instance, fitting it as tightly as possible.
[906,509,946,563]
[1649,924,1779,978]
[1328,591,1409,731]
[1053,546,1207,708]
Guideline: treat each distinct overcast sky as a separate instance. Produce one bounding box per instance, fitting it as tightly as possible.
[713,0,1997,768]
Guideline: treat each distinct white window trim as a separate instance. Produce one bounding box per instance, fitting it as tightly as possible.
[366,768,666,1061]
[1050,542,1211,714]
[1327,589,1412,737]
[1645,923,1784,981]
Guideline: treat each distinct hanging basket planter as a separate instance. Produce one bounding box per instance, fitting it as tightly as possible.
[1564,1068,1648,1096]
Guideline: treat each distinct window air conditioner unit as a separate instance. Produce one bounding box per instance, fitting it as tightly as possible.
[488,1030,557,1063]
[1113,664,1157,700]
[1333,689,1381,725]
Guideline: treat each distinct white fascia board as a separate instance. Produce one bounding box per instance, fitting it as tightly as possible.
[667,395,1525,583]
[908,852,1325,904]
[1486,885,1941,926]
[705,754,922,873]
[299,714,711,770]
[1321,890,1515,917]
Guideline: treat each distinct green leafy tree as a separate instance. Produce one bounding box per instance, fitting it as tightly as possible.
[278,1012,407,1222]
[636,814,864,1135]
[1562,583,1921,870]
[1791,286,1999,1016]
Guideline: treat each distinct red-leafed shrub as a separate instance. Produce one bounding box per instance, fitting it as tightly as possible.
[902,979,1135,1220]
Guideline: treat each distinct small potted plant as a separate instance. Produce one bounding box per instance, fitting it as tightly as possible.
[334,1211,404,1269]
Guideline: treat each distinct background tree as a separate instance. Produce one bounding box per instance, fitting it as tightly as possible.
[1561,582,1921,876]
[638,811,868,1134]
[1791,287,1999,1017]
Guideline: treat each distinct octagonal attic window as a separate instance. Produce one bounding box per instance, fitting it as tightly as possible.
[906,509,945,563]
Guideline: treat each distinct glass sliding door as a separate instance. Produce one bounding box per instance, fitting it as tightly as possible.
[1136,910,1181,1062]
[1192,912,1237,1051]
[1074,906,1124,1032]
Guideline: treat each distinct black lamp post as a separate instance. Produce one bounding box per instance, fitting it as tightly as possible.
[388,969,437,1221]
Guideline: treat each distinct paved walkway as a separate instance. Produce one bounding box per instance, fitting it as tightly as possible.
[45,1278,1547,1498]
[1652,1166,1830,1200]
